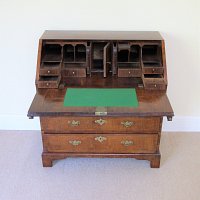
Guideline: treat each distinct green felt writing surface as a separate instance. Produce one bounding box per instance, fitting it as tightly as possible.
[64,88,138,107]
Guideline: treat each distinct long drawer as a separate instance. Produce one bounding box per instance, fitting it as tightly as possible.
[43,133,158,153]
[40,116,161,133]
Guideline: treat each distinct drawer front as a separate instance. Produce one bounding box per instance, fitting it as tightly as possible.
[145,83,166,90]
[64,69,86,77]
[43,133,158,153]
[37,81,59,88]
[40,116,161,133]
[40,68,60,76]
[118,69,141,77]
[37,76,61,88]
[143,67,164,74]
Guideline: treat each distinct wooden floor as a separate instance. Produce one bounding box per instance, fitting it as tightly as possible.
[0,131,199,200]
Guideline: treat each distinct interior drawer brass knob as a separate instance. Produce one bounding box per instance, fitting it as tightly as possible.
[69,140,81,146]
[68,120,80,127]
[121,140,134,146]
[95,119,106,126]
[121,121,134,128]
[95,136,107,143]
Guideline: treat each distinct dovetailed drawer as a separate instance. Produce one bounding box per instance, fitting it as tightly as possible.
[64,68,86,77]
[40,116,161,133]
[43,133,158,153]
[118,69,142,77]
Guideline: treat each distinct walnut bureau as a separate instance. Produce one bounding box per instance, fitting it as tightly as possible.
[28,31,174,168]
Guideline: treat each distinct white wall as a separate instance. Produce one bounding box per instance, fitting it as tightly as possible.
[0,0,200,131]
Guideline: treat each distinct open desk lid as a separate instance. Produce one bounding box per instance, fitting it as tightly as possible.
[27,88,174,120]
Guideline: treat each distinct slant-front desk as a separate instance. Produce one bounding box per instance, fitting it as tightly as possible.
[28,31,174,168]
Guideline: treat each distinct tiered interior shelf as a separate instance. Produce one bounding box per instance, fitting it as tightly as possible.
[117,44,141,69]
[142,45,162,68]
[63,44,87,69]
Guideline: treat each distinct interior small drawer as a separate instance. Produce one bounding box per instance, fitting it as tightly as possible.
[143,74,166,90]
[40,68,61,76]
[63,68,86,77]
[43,133,158,153]
[40,116,161,133]
[118,69,141,77]
[143,67,164,74]
[144,83,166,90]
[37,76,61,88]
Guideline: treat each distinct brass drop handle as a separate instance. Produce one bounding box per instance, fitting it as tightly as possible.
[121,121,134,128]
[95,136,107,143]
[121,140,134,146]
[68,120,80,127]
[69,140,81,146]
[95,119,106,126]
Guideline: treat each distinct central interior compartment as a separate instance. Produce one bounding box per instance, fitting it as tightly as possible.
[92,42,107,72]
[91,42,111,74]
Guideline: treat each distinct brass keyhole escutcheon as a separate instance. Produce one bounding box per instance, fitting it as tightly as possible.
[95,119,106,126]
[95,136,107,143]
[69,140,81,146]
[121,121,134,128]
[68,120,80,127]
[121,140,134,146]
